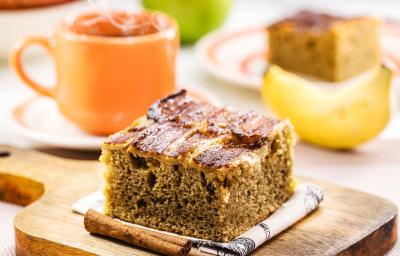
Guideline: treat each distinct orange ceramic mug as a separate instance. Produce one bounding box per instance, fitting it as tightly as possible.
[10,11,179,135]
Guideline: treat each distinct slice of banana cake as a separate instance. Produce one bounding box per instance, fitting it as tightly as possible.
[268,11,380,82]
[100,90,295,242]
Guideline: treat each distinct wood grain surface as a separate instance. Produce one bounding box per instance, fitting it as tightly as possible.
[0,145,397,256]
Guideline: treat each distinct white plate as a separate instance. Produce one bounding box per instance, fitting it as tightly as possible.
[196,22,400,90]
[10,97,106,150]
[9,87,221,150]
[0,1,88,60]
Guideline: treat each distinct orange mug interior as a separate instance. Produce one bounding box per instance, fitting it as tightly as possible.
[10,11,179,135]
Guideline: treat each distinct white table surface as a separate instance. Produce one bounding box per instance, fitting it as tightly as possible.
[1,0,400,255]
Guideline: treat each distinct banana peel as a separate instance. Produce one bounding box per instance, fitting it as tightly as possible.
[261,65,392,149]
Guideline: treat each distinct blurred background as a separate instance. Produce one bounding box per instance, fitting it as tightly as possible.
[1,0,400,255]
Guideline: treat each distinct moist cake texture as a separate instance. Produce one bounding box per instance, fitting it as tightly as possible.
[268,11,380,82]
[101,90,295,242]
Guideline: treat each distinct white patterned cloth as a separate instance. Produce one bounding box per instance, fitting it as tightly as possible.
[72,183,323,256]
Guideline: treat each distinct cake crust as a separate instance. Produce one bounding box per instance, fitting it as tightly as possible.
[104,89,284,171]
[269,11,344,32]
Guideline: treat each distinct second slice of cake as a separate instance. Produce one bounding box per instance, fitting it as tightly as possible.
[268,11,380,82]
[101,90,295,242]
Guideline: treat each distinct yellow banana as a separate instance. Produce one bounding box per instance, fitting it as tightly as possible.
[261,65,392,149]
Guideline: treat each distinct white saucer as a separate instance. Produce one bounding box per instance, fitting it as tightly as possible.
[10,97,106,150]
[196,21,400,90]
[10,87,221,150]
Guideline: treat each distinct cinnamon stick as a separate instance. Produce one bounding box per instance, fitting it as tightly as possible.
[84,209,192,256]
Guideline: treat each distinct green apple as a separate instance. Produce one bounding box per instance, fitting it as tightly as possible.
[142,0,232,43]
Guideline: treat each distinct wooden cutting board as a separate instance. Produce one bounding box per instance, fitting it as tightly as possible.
[0,145,397,256]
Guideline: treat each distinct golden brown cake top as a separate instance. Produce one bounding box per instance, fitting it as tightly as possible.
[268,11,361,32]
[104,90,289,170]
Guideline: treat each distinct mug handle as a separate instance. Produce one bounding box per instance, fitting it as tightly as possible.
[10,36,56,98]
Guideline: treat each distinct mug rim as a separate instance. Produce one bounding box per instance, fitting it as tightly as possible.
[57,10,178,44]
